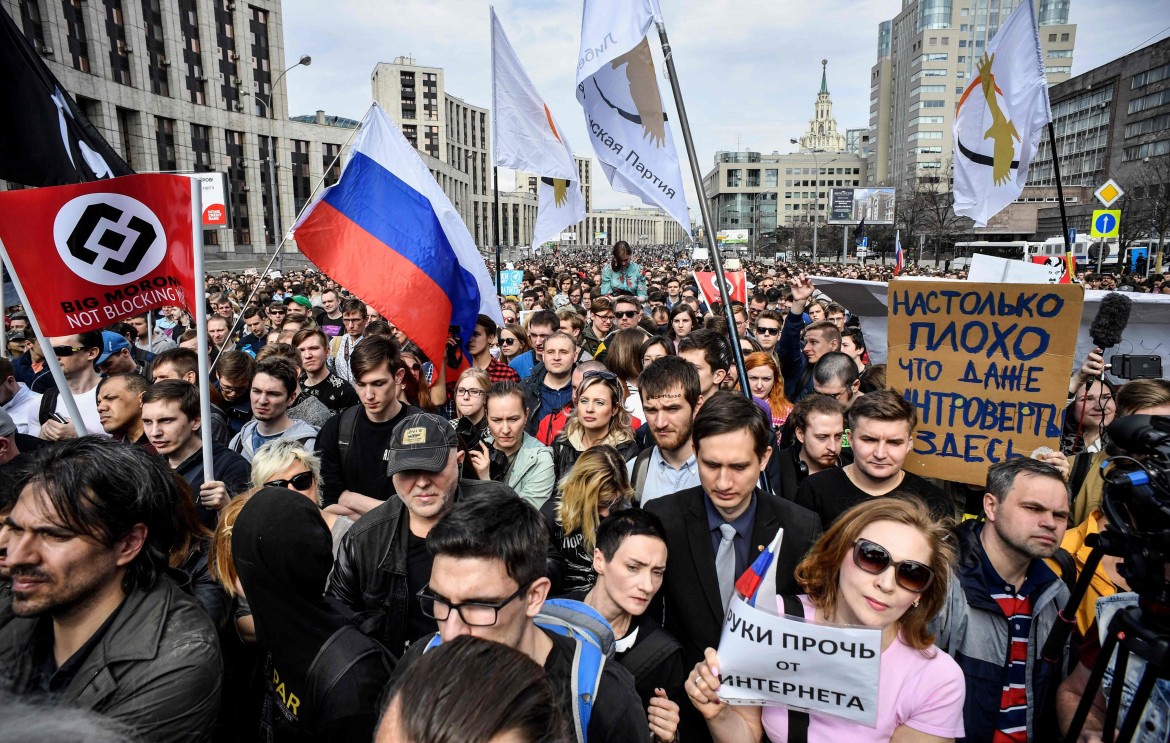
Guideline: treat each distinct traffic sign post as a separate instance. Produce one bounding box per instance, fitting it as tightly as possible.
[1090,209,1121,274]
[1094,179,1125,208]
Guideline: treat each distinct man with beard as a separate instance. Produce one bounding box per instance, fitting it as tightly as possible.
[294,329,359,414]
[0,438,221,739]
[932,458,1072,742]
[773,393,847,499]
[327,412,515,656]
[628,357,701,506]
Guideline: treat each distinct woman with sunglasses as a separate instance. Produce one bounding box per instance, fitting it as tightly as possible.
[498,324,529,365]
[398,344,440,413]
[541,445,633,595]
[251,438,353,555]
[744,352,793,431]
[687,497,964,743]
[551,369,638,481]
[669,304,698,351]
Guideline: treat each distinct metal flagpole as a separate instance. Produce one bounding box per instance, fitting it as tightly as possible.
[0,262,6,358]
[654,17,749,398]
[1047,122,1076,277]
[190,180,216,481]
[493,166,502,295]
[0,245,88,435]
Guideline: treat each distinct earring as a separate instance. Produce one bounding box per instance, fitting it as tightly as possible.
[912,600,920,608]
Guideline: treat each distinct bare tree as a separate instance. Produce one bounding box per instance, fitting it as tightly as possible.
[1125,156,1170,271]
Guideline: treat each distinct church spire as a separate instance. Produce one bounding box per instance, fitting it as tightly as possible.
[797,59,845,153]
[820,59,829,95]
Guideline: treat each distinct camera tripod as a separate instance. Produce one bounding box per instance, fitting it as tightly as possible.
[1063,603,1170,743]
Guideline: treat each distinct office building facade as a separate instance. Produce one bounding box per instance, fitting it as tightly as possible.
[866,0,1077,191]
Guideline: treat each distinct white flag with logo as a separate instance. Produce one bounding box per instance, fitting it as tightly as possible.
[575,0,691,232]
[533,166,586,250]
[952,0,1052,227]
[491,7,576,181]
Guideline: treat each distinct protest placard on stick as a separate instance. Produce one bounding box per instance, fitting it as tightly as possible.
[887,280,1084,485]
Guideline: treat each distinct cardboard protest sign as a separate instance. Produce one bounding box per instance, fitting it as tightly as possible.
[716,596,881,726]
[887,280,1084,484]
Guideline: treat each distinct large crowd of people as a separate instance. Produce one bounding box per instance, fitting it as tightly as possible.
[0,239,1166,742]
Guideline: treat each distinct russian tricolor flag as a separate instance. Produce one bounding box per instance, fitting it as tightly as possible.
[734,528,785,611]
[894,230,905,277]
[293,104,502,372]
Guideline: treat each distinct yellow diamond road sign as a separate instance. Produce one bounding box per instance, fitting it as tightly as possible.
[1094,179,1124,208]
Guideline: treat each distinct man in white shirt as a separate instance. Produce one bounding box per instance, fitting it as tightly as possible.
[0,357,41,436]
[628,356,702,505]
[41,331,105,439]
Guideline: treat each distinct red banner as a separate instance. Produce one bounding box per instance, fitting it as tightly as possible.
[1030,255,1073,284]
[693,270,747,307]
[0,174,197,335]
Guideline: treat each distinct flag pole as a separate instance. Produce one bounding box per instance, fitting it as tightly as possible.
[190,180,216,481]
[0,243,88,435]
[654,17,749,399]
[1046,122,1075,277]
[493,166,502,295]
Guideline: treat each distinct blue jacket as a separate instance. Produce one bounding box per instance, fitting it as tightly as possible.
[776,311,814,401]
[931,520,1069,743]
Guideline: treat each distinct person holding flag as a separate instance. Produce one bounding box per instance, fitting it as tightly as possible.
[686,497,965,742]
[894,230,905,277]
[952,0,1052,227]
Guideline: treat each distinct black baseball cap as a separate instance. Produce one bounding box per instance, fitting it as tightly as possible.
[385,412,459,477]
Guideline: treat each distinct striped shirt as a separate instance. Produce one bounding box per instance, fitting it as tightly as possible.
[981,554,1044,743]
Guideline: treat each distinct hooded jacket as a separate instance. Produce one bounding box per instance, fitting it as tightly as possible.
[234,488,392,741]
[931,520,1069,742]
[0,574,222,741]
[229,417,319,462]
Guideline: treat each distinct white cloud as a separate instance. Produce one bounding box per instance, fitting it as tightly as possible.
[282,0,1170,212]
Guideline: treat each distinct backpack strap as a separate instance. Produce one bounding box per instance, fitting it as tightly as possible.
[779,595,810,743]
[337,406,361,472]
[630,447,654,505]
[38,387,59,425]
[616,625,680,685]
[1052,547,1077,595]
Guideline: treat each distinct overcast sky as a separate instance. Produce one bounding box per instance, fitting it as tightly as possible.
[282,0,1170,211]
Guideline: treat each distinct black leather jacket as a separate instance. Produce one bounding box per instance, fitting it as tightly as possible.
[326,478,517,657]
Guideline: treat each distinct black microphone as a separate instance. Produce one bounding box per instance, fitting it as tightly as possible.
[1089,292,1131,350]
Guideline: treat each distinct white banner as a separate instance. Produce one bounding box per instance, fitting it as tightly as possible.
[576,0,690,232]
[716,596,881,726]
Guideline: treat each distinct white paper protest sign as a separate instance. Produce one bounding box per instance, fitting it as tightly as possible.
[716,595,882,726]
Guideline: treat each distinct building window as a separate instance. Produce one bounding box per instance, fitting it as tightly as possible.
[178,0,205,104]
[1132,63,1170,90]
[1128,89,1170,115]
[141,0,169,96]
[215,0,240,112]
[765,169,778,187]
[1047,49,1073,59]
[1125,113,1170,139]
[155,117,176,171]
[19,0,46,48]
[104,0,131,85]
[115,107,135,167]
[1060,33,1069,41]
[1123,140,1170,162]
[258,135,279,245]
[249,5,272,117]
[322,143,341,187]
[61,0,91,72]
[226,130,250,245]
[726,169,742,187]
[191,124,212,171]
[291,139,311,214]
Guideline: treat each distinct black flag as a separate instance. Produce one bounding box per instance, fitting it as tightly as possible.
[852,218,867,246]
[0,7,133,187]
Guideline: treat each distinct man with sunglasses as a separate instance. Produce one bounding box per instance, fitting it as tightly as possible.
[613,295,643,332]
[932,458,1072,743]
[753,310,783,363]
[796,390,952,528]
[328,412,515,657]
[387,490,648,741]
[38,332,104,441]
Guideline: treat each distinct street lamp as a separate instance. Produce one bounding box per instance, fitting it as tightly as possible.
[251,55,311,270]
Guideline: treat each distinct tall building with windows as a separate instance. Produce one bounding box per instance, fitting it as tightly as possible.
[371,57,493,247]
[3,0,368,260]
[866,0,1077,191]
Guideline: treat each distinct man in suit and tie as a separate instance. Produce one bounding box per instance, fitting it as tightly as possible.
[646,390,822,742]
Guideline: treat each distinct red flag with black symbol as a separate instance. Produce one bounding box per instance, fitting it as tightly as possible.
[692,270,747,308]
[0,174,198,335]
